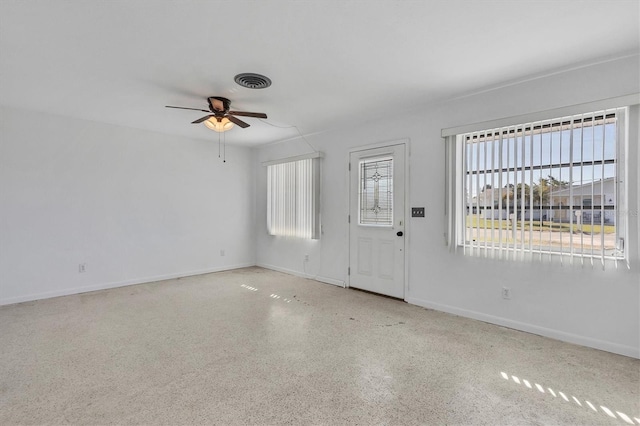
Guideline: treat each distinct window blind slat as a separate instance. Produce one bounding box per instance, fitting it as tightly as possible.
[475,137,480,257]
[462,138,468,257]
[600,110,606,267]
[589,111,595,265]
[569,117,575,265]
[498,131,504,259]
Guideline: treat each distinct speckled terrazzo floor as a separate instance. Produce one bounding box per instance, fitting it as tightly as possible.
[1,267,638,425]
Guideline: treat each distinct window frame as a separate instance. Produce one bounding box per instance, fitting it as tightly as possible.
[443,95,639,267]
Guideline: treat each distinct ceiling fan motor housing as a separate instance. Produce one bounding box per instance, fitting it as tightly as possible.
[208,96,231,114]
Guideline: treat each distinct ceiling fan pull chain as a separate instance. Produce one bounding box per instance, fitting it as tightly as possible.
[223,131,226,163]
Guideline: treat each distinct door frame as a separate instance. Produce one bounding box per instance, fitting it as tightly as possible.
[347,138,410,300]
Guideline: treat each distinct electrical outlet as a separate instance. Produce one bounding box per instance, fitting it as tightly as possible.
[304,254,309,262]
[220,250,225,257]
[502,287,511,300]
[79,263,86,273]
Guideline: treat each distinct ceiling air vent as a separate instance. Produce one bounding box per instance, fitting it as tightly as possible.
[234,73,272,89]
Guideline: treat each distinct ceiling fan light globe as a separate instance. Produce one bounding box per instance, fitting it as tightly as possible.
[204,117,234,132]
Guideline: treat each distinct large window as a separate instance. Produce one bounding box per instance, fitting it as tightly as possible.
[266,154,321,239]
[444,104,632,265]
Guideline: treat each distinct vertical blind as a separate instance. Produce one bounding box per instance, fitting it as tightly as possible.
[450,107,627,266]
[267,157,320,239]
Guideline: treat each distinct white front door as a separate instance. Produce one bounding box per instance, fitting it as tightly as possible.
[348,144,405,298]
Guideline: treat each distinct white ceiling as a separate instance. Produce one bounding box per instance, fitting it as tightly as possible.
[1,0,638,146]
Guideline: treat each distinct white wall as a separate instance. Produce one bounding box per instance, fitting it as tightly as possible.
[255,55,640,358]
[0,107,256,305]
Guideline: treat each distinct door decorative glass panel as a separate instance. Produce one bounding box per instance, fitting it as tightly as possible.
[359,157,393,226]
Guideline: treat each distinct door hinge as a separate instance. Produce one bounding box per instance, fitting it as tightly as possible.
[348,267,350,276]
[348,162,351,171]
[348,214,350,223]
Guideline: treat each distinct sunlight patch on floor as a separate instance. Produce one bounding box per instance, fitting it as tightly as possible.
[240,284,258,292]
[500,371,637,424]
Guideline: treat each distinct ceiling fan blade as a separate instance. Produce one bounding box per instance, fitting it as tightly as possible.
[226,115,250,128]
[166,105,211,113]
[192,115,214,124]
[228,111,267,119]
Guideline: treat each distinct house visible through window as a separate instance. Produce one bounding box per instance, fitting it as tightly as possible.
[266,154,321,239]
[448,107,628,263]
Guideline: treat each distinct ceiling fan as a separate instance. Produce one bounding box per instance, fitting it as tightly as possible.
[165,96,267,131]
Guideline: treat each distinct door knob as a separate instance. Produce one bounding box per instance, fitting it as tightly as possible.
[397,231,403,237]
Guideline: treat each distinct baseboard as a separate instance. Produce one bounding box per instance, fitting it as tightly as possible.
[0,263,256,306]
[315,275,346,287]
[257,263,345,288]
[406,297,640,359]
